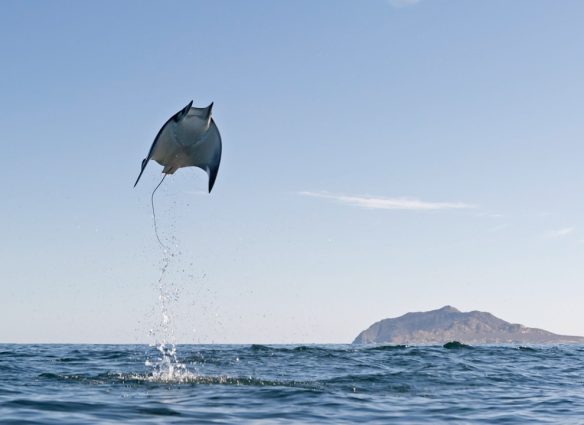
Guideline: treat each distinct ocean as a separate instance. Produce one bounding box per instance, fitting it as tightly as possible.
[1,343,583,424]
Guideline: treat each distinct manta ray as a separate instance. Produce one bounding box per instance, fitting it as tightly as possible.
[134,101,222,192]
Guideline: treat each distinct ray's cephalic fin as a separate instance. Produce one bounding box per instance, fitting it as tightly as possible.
[174,100,193,121]
[205,102,213,120]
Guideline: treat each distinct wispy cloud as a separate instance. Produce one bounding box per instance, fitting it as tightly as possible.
[300,191,475,211]
[476,212,504,219]
[545,227,575,239]
[388,0,421,8]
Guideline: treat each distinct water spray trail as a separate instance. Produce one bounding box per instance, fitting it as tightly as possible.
[147,173,189,380]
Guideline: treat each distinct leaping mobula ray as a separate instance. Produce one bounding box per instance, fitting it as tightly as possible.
[134,101,222,192]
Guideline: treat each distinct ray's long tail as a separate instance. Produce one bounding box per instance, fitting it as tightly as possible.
[151,174,169,251]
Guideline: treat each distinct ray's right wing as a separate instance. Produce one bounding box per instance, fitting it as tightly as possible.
[187,119,222,193]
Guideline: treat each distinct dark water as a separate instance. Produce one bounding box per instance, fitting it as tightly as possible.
[1,344,583,424]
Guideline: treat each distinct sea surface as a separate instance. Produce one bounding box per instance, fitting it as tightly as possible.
[1,343,583,424]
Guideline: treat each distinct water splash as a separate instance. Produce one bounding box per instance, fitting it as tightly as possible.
[144,237,197,381]
[144,178,219,381]
[146,179,193,382]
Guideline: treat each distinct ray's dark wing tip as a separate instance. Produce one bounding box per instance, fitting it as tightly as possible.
[133,158,148,187]
[207,166,219,193]
[207,119,222,193]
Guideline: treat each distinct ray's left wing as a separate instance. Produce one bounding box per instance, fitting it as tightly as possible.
[134,101,193,187]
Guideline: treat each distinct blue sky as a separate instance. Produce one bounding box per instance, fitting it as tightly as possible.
[1,0,583,343]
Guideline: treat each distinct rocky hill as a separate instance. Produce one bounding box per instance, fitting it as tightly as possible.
[353,306,584,345]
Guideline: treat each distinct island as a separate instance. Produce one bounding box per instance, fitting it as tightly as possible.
[353,305,584,345]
